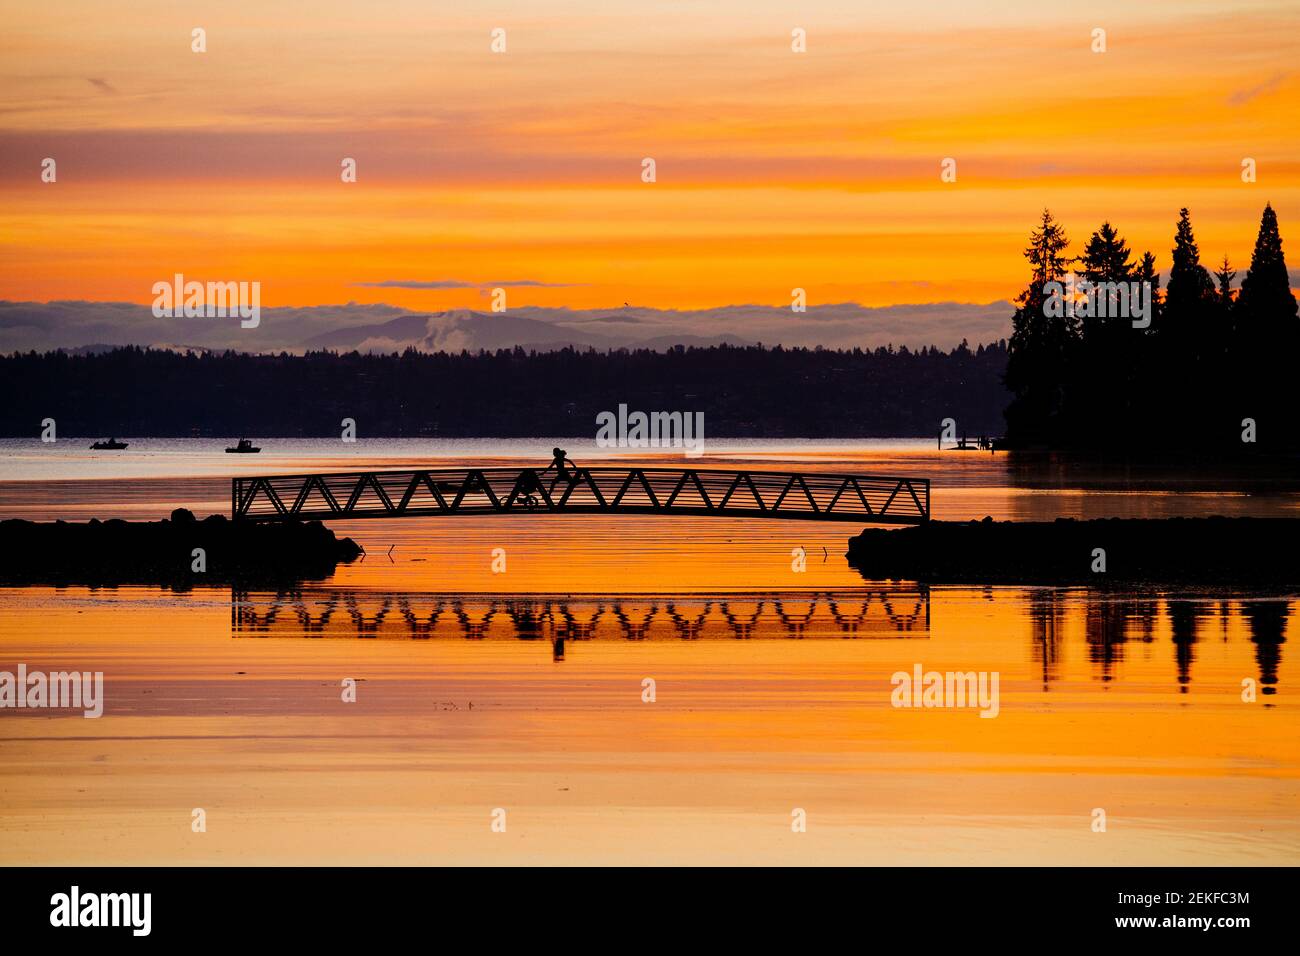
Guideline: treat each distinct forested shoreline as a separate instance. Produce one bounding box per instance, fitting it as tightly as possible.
[0,340,1009,438]
[1005,204,1298,452]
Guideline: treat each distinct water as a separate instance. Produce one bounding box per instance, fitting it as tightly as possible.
[0,439,1296,864]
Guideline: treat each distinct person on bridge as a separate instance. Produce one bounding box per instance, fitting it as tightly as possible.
[543,447,579,494]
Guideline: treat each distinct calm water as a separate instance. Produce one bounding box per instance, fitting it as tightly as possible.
[0,439,1296,864]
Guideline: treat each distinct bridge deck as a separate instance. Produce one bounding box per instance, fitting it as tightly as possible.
[232,466,929,524]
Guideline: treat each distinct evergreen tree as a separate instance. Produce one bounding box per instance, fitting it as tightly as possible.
[1129,250,1163,440]
[1235,203,1298,324]
[1136,251,1161,322]
[1077,222,1137,443]
[1164,208,1217,317]
[1081,222,1135,283]
[1213,256,1236,308]
[1231,204,1299,448]
[1005,210,1075,445]
[1157,209,1219,441]
[1079,221,1137,334]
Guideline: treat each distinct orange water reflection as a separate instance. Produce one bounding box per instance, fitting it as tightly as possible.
[0,585,1294,865]
[2,441,1298,864]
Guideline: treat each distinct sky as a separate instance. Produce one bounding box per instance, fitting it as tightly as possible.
[1,0,1298,345]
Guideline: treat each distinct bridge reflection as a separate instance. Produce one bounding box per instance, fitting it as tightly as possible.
[232,587,930,654]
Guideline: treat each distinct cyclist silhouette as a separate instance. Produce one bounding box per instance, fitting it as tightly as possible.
[542,447,578,494]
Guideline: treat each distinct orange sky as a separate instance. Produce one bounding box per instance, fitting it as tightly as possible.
[1,0,1298,310]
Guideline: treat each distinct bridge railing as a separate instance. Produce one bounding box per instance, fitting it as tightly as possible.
[232,466,929,524]
[231,589,932,639]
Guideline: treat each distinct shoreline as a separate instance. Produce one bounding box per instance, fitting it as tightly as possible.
[847,516,1300,586]
[0,509,362,587]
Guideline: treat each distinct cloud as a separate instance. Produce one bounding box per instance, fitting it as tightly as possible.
[484,280,580,288]
[538,301,1016,350]
[353,279,578,289]
[1227,72,1289,106]
[85,77,116,95]
[354,280,475,289]
[0,299,413,353]
[0,299,1013,355]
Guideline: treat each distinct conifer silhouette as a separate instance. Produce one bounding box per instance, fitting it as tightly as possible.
[1004,205,1298,452]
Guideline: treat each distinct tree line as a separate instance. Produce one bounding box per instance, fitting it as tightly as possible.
[0,341,1009,438]
[1006,203,1298,452]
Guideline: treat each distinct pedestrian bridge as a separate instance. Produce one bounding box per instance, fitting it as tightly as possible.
[231,466,930,525]
[231,589,931,641]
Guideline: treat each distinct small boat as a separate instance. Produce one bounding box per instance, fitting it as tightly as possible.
[90,438,128,450]
[225,438,261,454]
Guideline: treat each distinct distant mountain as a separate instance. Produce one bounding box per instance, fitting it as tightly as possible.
[0,299,1012,355]
[417,310,616,352]
[298,309,753,353]
[299,312,435,350]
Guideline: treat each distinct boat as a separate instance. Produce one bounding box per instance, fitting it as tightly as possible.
[89,438,128,450]
[225,438,261,454]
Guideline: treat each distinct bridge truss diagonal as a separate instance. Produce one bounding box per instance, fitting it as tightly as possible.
[232,466,930,525]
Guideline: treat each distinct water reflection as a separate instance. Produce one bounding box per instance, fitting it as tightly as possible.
[232,587,932,654]
[1028,589,1065,690]
[1006,452,1300,521]
[1030,592,1289,694]
[1244,600,1289,695]
[228,586,1289,691]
